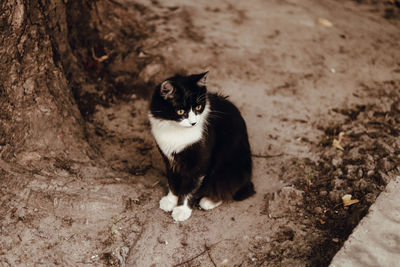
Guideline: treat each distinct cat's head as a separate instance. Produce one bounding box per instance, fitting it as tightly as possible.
[150,72,209,127]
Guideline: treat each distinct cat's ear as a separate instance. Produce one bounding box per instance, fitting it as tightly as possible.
[196,71,209,87]
[160,81,175,99]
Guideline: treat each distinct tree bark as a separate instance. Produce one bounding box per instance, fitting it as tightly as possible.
[0,0,93,166]
[0,0,150,167]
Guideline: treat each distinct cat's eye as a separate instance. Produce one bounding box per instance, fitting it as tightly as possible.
[195,104,202,111]
[176,109,185,115]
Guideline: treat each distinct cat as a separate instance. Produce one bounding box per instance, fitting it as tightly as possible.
[148,71,255,221]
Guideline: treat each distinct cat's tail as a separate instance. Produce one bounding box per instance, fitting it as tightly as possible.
[233,182,255,201]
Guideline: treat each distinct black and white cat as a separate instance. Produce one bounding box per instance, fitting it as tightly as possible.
[149,72,255,221]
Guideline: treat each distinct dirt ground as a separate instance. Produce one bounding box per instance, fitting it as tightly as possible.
[1,0,400,266]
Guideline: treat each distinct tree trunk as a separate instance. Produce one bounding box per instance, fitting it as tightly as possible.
[0,0,91,165]
[0,2,156,264]
[0,0,151,166]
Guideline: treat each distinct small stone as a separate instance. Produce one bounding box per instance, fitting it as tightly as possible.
[380,157,394,172]
[332,238,339,243]
[139,63,162,83]
[331,178,345,189]
[314,207,323,214]
[377,140,395,154]
[367,170,375,177]
[220,259,229,266]
[332,158,342,167]
[347,147,361,159]
[319,190,328,196]
[334,169,343,177]
[346,165,357,177]
[379,171,391,185]
[354,179,368,191]
[357,168,363,178]
[157,236,166,244]
[364,193,377,204]
[329,191,341,202]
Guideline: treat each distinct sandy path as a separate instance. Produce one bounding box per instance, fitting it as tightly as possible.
[122,0,400,266]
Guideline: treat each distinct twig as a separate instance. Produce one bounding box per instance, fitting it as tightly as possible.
[91,47,109,62]
[251,153,284,159]
[126,223,147,263]
[151,180,160,187]
[173,240,221,267]
[207,249,217,267]
[333,202,343,209]
[173,249,208,267]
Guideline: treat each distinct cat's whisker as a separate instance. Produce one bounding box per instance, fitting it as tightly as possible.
[206,113,225,120]
[197,95,207,102]
[209,110,229,115]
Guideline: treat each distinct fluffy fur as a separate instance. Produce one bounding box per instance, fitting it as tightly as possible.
[149,72,255,221]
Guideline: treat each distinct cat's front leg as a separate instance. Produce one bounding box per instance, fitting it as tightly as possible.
[159,191,178,212]
[172,196,192,222]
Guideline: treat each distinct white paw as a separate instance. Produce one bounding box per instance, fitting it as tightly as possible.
[199,197,222,210]
[172,206,192,222]
[160,195,177,212]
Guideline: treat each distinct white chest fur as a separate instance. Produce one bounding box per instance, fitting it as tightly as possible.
[149,104,209,160]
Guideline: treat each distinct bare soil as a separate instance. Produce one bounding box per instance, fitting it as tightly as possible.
[1,0,400,266]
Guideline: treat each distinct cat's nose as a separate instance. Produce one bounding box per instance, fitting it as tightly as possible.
[191,122,197,126]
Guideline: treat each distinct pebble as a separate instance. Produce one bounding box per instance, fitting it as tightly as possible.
[329,191,341,202]
[347,147,361,159]
[345,165,357,177]
[319,190,328,196]
[139,63,162,83]
[314,207,323,214]
[381,157,393,172]
[377,140,395,154]
[364,193,377,204]
[357,168,364,178]
[220,259,229,266]
[157,236,167,244]
[332,158,342,167]
[354,179,368,191]
[379,171,391,185]
[367,170,375,177]
[331,178,345,189]
[334,169,343,177]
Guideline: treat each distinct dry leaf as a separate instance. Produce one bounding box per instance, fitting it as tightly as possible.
[342,194,360,206]
[332,132,345,150]
[332,139,344,150]
[318,18,333,27]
